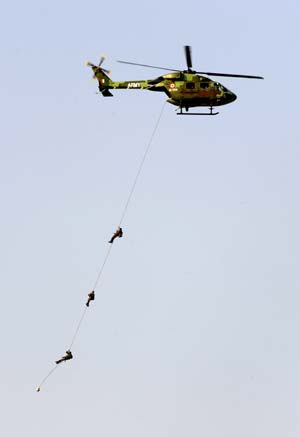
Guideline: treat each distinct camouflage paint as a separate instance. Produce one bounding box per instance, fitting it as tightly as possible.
[89,64,236,108]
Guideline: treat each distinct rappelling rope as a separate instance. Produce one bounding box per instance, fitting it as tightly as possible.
[36,101,166,392]
[117,101,167,227]
[69,306,88,349]
[91,101,167,294]
[36,365,58,392]
[92,241,113,291]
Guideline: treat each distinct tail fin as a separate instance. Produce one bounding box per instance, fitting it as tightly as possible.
[85,57,113,97]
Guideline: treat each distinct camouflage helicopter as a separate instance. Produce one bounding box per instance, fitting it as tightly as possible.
[86,46,263,115]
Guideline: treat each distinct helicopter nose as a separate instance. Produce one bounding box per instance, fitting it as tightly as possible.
[228,91,237,103]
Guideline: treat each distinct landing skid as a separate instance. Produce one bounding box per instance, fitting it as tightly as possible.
[177,112,219,116]
[176,106,219,116]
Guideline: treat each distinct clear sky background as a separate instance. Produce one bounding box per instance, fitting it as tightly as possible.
[1,0,300,436]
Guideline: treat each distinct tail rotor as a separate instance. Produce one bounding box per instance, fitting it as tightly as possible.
[85,55,113,97]
[85,55,111,79]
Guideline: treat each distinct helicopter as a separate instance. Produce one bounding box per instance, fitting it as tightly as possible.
[86,46,263,116]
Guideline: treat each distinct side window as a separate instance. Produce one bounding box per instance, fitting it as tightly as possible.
[186,82,195,89]
[200,81,209,89]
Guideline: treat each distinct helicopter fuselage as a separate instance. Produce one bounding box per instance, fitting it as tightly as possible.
[87,46,262,114]
[103,71,236,109]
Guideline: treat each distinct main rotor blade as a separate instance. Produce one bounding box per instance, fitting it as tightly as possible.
[117,60,263,79]
[117,60,181,72]
[196,71,264,79]
[184,45,192,70]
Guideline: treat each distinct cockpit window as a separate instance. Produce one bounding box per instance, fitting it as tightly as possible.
[200,81,209,89]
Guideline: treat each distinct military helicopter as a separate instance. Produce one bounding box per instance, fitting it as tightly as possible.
[86,46,263,115]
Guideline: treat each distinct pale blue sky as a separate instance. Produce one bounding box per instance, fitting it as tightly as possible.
[1,0,300,436]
